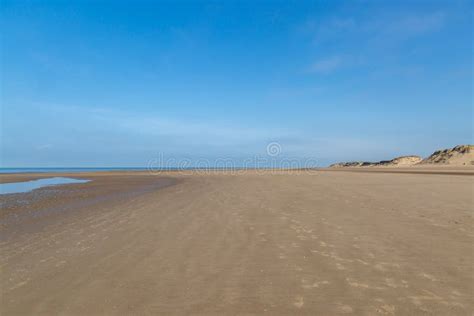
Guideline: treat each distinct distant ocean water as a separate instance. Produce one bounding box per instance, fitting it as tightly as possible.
[0,168,151,174]
[0,167,306,174]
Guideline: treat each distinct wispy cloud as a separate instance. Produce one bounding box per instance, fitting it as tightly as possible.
[92,109,293,144]
[308,56,342,74]
[300,17,356,39]
[36,103,389,164]
[45,104,298,155]
[302,10,447,76]
[382,12,445,37]
[36,144,53,150]
[303,11,446,43]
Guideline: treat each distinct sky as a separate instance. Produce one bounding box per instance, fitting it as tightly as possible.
[1,0,472,167]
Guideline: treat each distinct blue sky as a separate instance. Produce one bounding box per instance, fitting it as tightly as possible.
[1,0,472,167]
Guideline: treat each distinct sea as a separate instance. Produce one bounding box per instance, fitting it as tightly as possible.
[0,168,151,174]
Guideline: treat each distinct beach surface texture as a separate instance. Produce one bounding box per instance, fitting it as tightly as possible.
[1,169,473,315]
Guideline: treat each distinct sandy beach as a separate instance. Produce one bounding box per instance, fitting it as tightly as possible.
[1,169,473,315]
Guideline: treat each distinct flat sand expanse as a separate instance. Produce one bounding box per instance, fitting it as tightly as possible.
[1,170,473,315]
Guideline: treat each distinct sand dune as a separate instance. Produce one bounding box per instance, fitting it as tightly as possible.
[330,144,473,168]
[330,155,422,168]
[420,145,474,166]
[1,170,473,315]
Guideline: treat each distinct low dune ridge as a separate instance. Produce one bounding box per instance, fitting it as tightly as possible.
[380,155,423,166]
[330,145,473,168]
[329,155,422,168]
[329,161,371,168]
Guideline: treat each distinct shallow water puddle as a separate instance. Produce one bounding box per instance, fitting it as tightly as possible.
[0,177,90,195]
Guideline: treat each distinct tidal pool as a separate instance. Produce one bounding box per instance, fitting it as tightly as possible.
[0,177,90,195]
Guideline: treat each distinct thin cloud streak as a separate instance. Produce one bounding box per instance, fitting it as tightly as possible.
[382,11,445,36]
[45,104,298,150]
[303,11,447,76]
[308,56,342,74]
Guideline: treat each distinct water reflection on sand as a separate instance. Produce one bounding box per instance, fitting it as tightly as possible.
[0,177,90,195]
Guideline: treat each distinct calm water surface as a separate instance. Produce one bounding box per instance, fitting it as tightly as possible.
[0,177,90,195]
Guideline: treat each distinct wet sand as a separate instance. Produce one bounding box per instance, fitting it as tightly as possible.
[1,169,473,315]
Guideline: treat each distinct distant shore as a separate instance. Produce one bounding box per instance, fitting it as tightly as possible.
[1,164,473,184]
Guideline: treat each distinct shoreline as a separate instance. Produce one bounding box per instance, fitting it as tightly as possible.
[1,164,473,184]
[1,174,180,241]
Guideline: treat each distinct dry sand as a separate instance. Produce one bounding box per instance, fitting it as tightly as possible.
[1,169,473,315]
